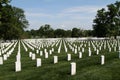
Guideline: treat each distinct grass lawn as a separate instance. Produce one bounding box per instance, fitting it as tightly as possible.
[0,39,120,80]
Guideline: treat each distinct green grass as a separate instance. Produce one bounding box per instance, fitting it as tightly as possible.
[0,39,120,80]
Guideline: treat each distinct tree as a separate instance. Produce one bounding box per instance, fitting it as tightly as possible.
[93,1,120,38]
[54,29,65,37]
[0,5,29,40]
[64,30,72,37]
[0,0,11,24]
[38,24,54,38]
[107,1,120,38]
[71,28,79,37]
[93,8,108,37]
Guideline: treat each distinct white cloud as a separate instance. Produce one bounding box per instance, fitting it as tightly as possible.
[25,12,52,18]
[25,5,105,30]
[62,6,104,14]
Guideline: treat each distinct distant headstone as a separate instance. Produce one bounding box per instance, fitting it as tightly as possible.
[52,48,54,52]
[32,54,36,60]
[54,56,58,64]
[74,48,77,54]
[96,49,99,55]
[49,50,52,55]
[68,54,71,61]
[29,52,32,57]
[71,62,76,75]
[36,50,39,54]
[82,48,84,52]
[79,52,82,58]
[0,57,3,65]
[3,54,7,60]
[36,58,41,67]
[15,61,21,72]
[101,55,105,65]
[40,51,43,56]
[89,50,91,56]
[45,52,48,58]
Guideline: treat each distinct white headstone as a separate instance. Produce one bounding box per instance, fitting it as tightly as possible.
[109,48,111,52]
[96,49,99,55]
[74,48,77,54]
[3,54,7,60]
[119,51,120,59]
[36,58,41,67]
[52,48,54,52]
[71,62,76,75]
[67,54,71,61]
[79,52,82,58]
[32,54,36,60]
[29,52,32,57]
[89,50,91,56]
[45,52,48,58]
[15,61,21,72]
[0,57,3,65]
[82,48,84,52]
[0,51,1,56]
[114,47,116,52]
[54,56,58,64]
[40,51,43,56]
[49,50,52,55]
[44,49,47,53]
[101,55,105,65]
[65,48,68,53]
[36,50,39,54]
[16,54,21,62]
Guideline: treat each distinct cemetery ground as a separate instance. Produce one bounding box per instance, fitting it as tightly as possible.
[0,38,120,80]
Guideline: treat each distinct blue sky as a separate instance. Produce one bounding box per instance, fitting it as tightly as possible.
[11,0,118,30]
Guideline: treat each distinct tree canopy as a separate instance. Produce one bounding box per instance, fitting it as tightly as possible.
[0,0,29,40]
[93,1,120,38]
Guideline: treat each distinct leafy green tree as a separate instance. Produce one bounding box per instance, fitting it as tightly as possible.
[54,29,65,38]
[71,28,80,37]
[0,5,29,40]
[64,30,72,37]
[107,1,120,38]
[93,8,108,37]
[93,1,120,38]
[38,24,54,38]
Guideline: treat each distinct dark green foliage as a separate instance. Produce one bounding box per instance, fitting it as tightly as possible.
[38,24,54,38]
[93,1,120,38]
[54,29,66,37]
[0,0,29,40]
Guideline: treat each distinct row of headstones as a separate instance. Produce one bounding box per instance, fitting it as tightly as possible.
[24,38,119,58]
[29,48,54,59]
[15,41,21,72]
[0,41,18,65]
[24,39,101,58]
[71,55,105,75]
[68,39,118,50]
[21,41,28,52]
[15,39,58,72]
[32,53,105,75]
[22,39,59,52]
[23,39,61,57]
[0,42,14,55]
[66,39,118,55]
[0,42,11,50]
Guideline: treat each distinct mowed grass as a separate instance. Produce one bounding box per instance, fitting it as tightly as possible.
[0,39,120,80]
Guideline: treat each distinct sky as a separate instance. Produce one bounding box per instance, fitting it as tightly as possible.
[11,0,118,30]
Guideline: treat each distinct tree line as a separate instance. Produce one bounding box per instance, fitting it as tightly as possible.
[25,24,93,38]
